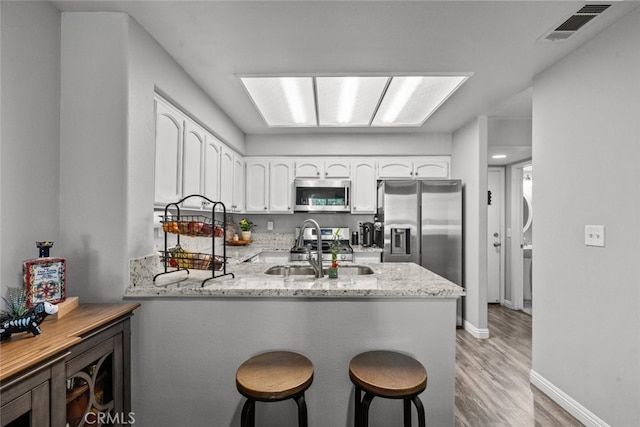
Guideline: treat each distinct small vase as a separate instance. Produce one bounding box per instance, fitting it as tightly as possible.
[241,231,252,241]
[328,267,338,279]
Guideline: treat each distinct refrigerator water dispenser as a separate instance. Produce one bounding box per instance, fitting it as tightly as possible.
[391,228,411,255]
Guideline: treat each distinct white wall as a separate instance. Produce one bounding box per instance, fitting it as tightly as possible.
[1,1,61,290]
[451,117,488,336]
[246,133,451,156]
[531,7,640,426]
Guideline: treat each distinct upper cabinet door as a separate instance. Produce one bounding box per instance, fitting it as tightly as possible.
[377,159,414,178]
[269,160,294,213]
[154,100,184,205]
[351,161,376,214]
[295,159,351,178]
[413,158,449,178]
[245,160,269,212]
[220,145,234,209]
[203,132,222,207]
[295,159,323,178]
[232,154,245,213]
[324,160,351,178]
[181,120,206,209]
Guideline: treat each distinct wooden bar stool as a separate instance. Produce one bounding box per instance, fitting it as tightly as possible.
[236,351,314,427]
[349,350,427,427]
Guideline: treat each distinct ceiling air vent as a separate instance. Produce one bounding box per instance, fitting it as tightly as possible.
[542,4,611,41]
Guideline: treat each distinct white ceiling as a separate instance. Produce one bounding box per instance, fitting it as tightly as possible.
[51,0,638,143]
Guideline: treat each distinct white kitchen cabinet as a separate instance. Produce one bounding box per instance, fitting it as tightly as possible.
[295,158,350,178]
[233,155,245,212]
[351,161,377,214]
[269,159,294,213]
[245,158,294,213]
[378,157,450,179]
[245,160,269,212]
[154,99,184,205]
[413,157,449,178]
[181,120,207,209]
[202,132,222,207]
[377,159,414,178]
[221,145,244,212]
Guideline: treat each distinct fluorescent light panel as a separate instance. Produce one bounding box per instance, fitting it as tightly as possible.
[240,77,316,126]
[240,74,468,127]
[316,76,389,126]
[372,75,468,126]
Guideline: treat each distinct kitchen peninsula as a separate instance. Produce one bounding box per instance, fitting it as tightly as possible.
[125,244,463,426]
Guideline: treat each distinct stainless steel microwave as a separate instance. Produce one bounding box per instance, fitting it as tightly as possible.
[294,179,350,212]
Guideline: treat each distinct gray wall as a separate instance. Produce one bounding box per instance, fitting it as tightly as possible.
[532,7,640,425]
[0,1,61,290]
[452,117,489,335]
[246,132,451,156]
[56,11,245,301]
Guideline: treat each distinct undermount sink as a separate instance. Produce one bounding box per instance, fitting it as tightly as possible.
[264,265,375,276]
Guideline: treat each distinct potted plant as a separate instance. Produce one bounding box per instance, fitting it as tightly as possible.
[239,218,254,241]
[1,287,28,323]
[328,228,341,278]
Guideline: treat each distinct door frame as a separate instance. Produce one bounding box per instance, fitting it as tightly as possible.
[508,160,532,311]
[487,167,506,304]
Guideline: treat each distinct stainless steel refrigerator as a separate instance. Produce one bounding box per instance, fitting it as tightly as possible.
[378,179,464,326]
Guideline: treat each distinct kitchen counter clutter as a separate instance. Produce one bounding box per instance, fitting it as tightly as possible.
[126,261,464,299]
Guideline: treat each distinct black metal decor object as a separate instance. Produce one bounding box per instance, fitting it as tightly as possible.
[153,194,234,286]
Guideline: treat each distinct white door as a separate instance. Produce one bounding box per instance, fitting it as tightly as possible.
[487,168,505,303]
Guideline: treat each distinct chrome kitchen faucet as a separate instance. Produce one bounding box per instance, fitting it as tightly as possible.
[296,218,324,278]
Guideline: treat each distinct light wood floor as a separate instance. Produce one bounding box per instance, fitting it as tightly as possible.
[455,305,583,427]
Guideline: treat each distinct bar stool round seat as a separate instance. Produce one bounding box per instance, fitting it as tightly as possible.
[236,351,314,427]
[349,350,427,427]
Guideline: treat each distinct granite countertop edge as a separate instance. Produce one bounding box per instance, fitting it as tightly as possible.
[127,251,465,299]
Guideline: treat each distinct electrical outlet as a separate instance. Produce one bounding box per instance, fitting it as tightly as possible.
[585,225,605,247]
[358,221,363,227]
[267,220,274,231]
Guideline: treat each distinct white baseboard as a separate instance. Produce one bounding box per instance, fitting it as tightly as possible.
[530,369,610,427]
[463,320,490,339]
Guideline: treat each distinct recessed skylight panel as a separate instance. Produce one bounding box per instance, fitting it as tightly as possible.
[372,76,468,126]
[240,77,317,127]
[240,74,468,128]
[316,76,389,126]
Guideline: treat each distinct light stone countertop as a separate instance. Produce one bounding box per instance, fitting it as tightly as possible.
[127,233,462,299]
[126,259,464,299]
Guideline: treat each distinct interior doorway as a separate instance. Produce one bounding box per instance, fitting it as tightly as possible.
[508,161,532,314]
[487,167,505,304]
[522,166,533,314]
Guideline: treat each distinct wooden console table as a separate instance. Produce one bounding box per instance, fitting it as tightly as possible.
[0,303,140,427]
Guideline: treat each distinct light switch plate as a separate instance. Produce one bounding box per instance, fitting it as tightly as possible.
[585,225,605,247]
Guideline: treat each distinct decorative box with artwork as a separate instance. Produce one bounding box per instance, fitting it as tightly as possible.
[23,241,66,307]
